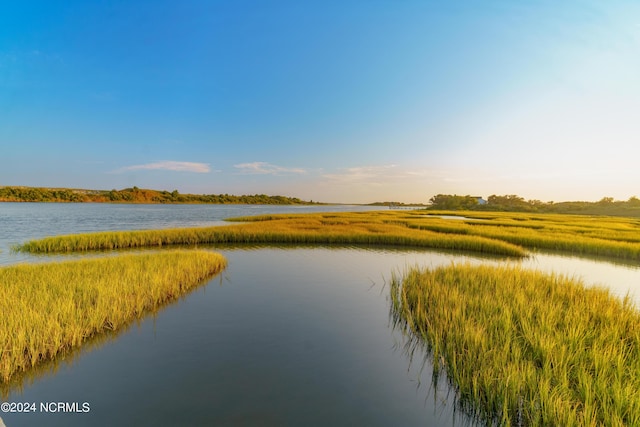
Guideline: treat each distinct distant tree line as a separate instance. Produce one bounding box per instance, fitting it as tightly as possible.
[0,187,91,202]
[367,201,428,207]
[0,186,320,205]
[428,194,640,217]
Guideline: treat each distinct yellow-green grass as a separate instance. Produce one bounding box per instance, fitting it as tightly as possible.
[14,211,527,258]
[14,210,640,261]
[390,263,640,426]
[0,250,226,383]
[398,210,640,260]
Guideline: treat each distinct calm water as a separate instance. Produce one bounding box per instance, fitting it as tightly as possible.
[1,203,640,426]
[0,203,383,266]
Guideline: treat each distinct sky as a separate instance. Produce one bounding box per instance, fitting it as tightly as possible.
[1,0,639,204]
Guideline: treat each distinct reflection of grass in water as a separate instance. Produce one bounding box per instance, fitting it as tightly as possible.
[0,250,226,385]
[1,317,136,399]
[390,263,640,426]
[391,326,472,426]
[190,242,514,261]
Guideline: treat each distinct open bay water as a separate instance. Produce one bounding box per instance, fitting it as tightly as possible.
[1,203,640,426]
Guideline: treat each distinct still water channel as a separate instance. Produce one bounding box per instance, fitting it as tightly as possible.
[1,203,640,426]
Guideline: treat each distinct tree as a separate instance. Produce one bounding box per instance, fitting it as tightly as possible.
[429,194,479,210]
[627,196,640,207]
[598,197,614,205]
[487,195,532,211]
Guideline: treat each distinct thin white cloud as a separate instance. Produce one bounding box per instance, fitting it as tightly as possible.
[323,165,461,185]
[234,162,307,175]
[113,161,211,173]
[322,165,400,183]
[313,164,444,203]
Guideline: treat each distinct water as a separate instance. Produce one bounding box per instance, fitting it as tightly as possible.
[2,246,482,427]
[0,203,383,266]
[1,203,640,426]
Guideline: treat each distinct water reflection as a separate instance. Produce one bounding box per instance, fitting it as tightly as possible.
[1,272,225,400]
[1,247,491,427]
[520,252,640,306]
[389,324,485,427]
[2,321,136,400]
[3,244,640,426]
[3,201,640,426]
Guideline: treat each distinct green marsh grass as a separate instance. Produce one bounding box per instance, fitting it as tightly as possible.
[390,263,640,426]
[405,211,640,260]
[15,210,640,261]
[13,211,528,258]
[0,250,226,383]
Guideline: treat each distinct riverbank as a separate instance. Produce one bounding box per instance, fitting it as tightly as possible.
[0,186,321,205]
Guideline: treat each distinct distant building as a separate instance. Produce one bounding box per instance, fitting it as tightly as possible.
[474,196,487,205]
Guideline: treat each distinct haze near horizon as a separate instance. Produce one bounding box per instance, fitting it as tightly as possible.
[1,1,638,204]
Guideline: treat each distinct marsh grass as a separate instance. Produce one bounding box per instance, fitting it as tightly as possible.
[406,211,640,260]
[0,250,226,383]
[15,210,640,261]
[13,211,527,258]
[390,263,640,426]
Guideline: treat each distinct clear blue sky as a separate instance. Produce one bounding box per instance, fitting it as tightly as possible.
[2,0,639,203]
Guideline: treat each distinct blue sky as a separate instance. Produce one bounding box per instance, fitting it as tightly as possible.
[2,0,639,203]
